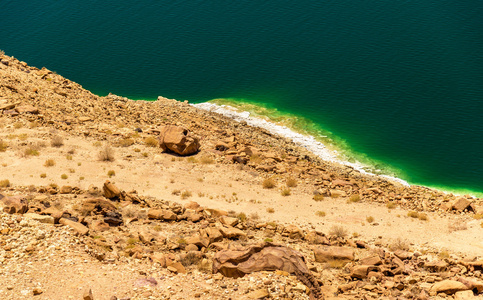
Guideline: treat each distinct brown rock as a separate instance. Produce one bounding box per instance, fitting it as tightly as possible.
[24,213,54,224]
[103,180,121,199]
[90,220,110,232]
[213,243,310,278]
[452,197,472,212]
[205,208,227,217]
[59,218,89,235]
[431,280,469,295]
[425,260,448,272]
[284,224,304,239]
[454,290,477,300]
[186,234,210,248]
[59,185,73,194]
[184,201,200,210]
[151,253,166,267]
[185,244,198,252]
[167,261,186,274]
[394,249,412,260]
[220,216,239,227]
[147,209,177,221]
[83,288,94,300]
[1,195,28,214]
[15,104,38,114]
[304,231,329,245]
[457,277,483,294]
[33,288,43,295]
[247,289,270,299]
[351,265,380,279]
[359,254,382,266]
[313,246,355,263]
[219,226,246,239]
[158,125,200,156]
[82,198,117,215]
[203,227,223,243]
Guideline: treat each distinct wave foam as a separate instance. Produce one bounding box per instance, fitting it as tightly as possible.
[193,102,410,187]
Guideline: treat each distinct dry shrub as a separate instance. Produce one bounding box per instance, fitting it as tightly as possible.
[262,178,276,189]
[286,177,298,187]
[348,194,361,203]
[387,202,396,209]
[23,147,40,157]
[51,135,64,147]
[0,179,10,187]
[407,211,419,218]
[61,174,68,179]
[280,188,291,196]
[390,238,409,251]
[249,212,260,220]
[107,170,115,178]
[0,139,7,152]
[13,122,23,129]
[181,190,192,199]
[40,173,47,178]
[329,225,348,238]
[366,216,374,223]
[266,207,275,213]
[199,155,214,164]
[172,189,181,196]
[98,145,115,161]
[181,252,202,267]
[44,159,56,167]
[418,213,428,221]
[316,211,326,217]
[313,194,324,201]
[117,138,135,147]
[144,136,159,147]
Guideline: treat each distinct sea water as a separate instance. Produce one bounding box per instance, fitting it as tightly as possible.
[1,0,482,195]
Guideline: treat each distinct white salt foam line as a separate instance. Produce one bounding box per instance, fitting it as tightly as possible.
[193,102,410,187]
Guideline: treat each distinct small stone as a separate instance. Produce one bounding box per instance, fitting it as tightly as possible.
[33,288,43,295]
[83,288,94,300]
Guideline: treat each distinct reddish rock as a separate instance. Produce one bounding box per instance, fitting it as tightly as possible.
[360,254,382,266]
[431,280,469,295]
[82,198,117,215]
[219,226,246,239]
[220,216,239,227]
[59,218,89,235]
[304,231,329,245]
[452,197,472,212]
[313,246,355,263]
[1,195,28,214]
[147,209,177,221]
[103,180,121,199]
[158,125,200,156]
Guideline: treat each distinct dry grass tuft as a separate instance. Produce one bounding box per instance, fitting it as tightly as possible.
[286,177,298,187]
[0,179,10,187]
[181,190,192,199]
[280,188,291,196]
[418,213,428,221]
[366,216,375,223]
[407,211,419,218]
[266,207,275,213]
[117,138,135,147]
[61,174,68,180]
[51,135,64,147]
[329,225,348,239]
[44,159,56,167]
[98,145,115,162]
[40,173,47,178]
[348,194,361,203]
[262,178,276,189]
[313,194,324,201]
[387,202,397,209]
[23,147,40,157]
[0,139,8,152]
[144,136,159,147]
[316,211,326,217]
[107,170,115,178]
[199,155,214,164]
[390,238,410,251]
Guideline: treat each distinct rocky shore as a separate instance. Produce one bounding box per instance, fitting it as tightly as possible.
[1,53,483,299]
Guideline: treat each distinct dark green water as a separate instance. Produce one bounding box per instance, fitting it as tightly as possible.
[2,1,483,195]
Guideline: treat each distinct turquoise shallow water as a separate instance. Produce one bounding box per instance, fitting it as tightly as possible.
[1,0,483,196]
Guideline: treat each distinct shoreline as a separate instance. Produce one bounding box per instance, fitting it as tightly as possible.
[193,101,483,197]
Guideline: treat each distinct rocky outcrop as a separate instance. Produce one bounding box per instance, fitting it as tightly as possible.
[158,125,200,156]
[213,243,323,299]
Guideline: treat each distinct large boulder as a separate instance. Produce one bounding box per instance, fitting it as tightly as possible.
[213,243,322,299]
[1,195,28,214]
[158,125,200,156]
